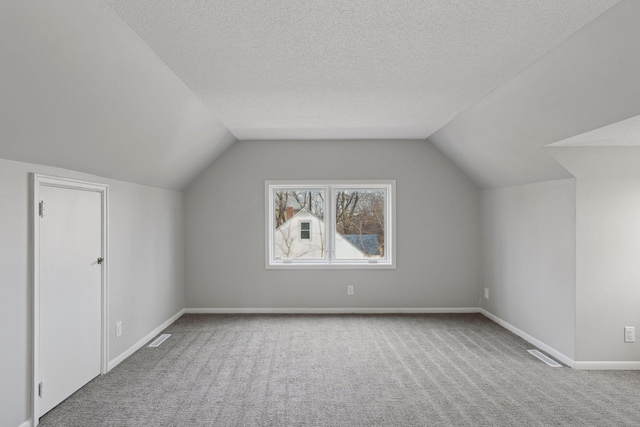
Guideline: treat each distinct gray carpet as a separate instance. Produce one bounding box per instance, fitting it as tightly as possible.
[40,314,640,426]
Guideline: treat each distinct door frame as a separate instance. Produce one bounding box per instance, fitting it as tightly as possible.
[31,174,109,425]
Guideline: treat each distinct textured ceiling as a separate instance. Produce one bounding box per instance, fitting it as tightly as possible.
[545,114,640,180]
[1,0,633,190]
[547,115,640,147]
[104,0,619,141]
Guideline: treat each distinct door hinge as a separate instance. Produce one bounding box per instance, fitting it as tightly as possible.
[38,380,44,398]
[39,201,45,218]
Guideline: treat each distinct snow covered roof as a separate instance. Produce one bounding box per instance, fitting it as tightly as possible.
[343,235,380,256]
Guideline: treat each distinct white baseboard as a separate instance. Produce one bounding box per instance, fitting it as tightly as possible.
[479,309,575,369]
[106,307,638,372]
[574,361,640,370]
[184,307,481,314]
[107,309,185,371]
[18,420,32,427]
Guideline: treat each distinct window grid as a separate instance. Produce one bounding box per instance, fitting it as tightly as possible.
[300,221,310,240]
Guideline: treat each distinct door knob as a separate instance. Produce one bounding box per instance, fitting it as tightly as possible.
[97,257,104,265]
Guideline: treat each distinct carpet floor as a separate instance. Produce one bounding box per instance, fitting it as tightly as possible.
[40,313,640,426]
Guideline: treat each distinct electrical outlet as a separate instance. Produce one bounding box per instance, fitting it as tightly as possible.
[484,288,489,299]
[624,326,635,343]
[116,321,122,338]
[347,285,354,296]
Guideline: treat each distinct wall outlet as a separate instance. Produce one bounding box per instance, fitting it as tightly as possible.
[624,326,635,343]
[116,321,122,338]
[347,285,354,296]
[484,288,489,299]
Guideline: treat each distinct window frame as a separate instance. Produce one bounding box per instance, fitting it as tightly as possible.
[300,221,311,240]
[266,180,396,269]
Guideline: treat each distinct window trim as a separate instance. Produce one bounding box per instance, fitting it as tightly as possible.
[266,180,396,269]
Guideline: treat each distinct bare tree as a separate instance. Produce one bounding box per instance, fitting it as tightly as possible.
[274,190,325,228]
[275,221,294,258]
[275,188,384,258]
[335,190,385,255]
[315,218,325,258]
[274,191,291,228]
[336,191,361,234]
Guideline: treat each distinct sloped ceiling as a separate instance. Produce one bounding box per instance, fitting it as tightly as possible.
[430,0,640,189]
[1,0,634,190]
[0,0,235,190]
[546,115,640,148]
[545,114,640,180]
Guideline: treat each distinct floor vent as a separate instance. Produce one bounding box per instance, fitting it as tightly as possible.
[527,349,562,367]
[148,334,171,348]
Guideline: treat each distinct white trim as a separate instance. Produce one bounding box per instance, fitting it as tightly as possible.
[32,174,109,426]
[266,180,396,269]
[263,263,396,270]
[18,420,32,427]
[266,182,328,268]
[107,309,185,371]
[479,309,575,368]
[184,307,635,370]
[185,307,480,314]
[573,361,640,370]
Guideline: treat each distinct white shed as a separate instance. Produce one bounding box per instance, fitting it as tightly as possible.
[274,209,369,260]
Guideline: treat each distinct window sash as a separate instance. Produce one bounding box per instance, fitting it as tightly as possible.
[300,222,310,240]
[271,186,327,262]
[332,187,387,262]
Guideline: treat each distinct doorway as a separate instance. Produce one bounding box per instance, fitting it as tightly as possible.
[32,174,108,425]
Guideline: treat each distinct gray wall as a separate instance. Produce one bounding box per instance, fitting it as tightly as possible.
[548,146,640,365]
[0,158,185,427]
[481,179,576,360]
[575,177,640,363]
[184,139,482,309]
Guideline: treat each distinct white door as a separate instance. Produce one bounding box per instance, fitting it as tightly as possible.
[38,185,102,416]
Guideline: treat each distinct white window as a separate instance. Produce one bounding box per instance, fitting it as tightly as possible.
[266,181,395,268]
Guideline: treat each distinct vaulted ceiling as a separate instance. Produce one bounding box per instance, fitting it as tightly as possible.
[431,0,640,188]
[2,0,639,190]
